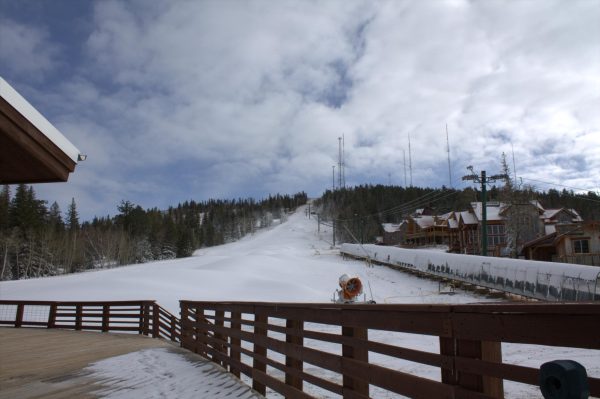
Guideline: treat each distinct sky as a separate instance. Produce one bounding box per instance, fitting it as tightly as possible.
[1,0,599,220]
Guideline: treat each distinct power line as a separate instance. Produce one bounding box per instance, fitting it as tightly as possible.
[520,177,599,193]
[334,189,458,223]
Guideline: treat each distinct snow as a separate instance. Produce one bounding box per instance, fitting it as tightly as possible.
[0,77,80,162]
[382,223,402,233]
[341,243,600,301]
[85,347,260,399]
[1,206,598,398]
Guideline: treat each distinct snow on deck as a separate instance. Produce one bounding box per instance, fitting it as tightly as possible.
[86,348,261,399]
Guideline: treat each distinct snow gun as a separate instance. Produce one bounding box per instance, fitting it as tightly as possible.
[332,274,376,304]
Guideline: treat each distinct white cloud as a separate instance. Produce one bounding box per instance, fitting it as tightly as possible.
[0,18,60,77]
[3,0,599,218]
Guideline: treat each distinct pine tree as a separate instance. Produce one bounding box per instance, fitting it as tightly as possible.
[48,202,64,232]
[67,198,80,231]
[0,185,9,231]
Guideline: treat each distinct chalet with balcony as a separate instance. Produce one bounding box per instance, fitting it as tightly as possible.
[522,221,600,266]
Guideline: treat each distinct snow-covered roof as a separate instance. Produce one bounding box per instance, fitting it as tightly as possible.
[459,211,478,225]
[382,223,403,233]
[542,208,584,223]
[542,209,562,220]
[0,77,80,163]
[448,219,458,229]
[470,202,505,222]
[414,215,435,229]
[530,200,545,212]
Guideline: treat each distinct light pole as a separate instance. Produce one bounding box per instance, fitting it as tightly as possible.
[332,165,335,192]
[462,166,508,256]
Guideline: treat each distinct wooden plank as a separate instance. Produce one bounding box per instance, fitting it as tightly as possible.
[481,341,503,398]
[457,339,483,392]
[285,319,304,394]
[15,303,24,327]
[100,305,108,332]
[342,325,369,398]
[341,357,455,399]
[214,310,226,368]
[48,303,57,329]
[75,304,82,331]
[152,304,160,338]
[252,368,313,399]
[440,337,457,385]
[253,313,268,395]
[230,311,241,378]
[452,313,600,348]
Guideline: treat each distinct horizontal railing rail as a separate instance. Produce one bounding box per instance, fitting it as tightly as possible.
[0,300,181,343]
[180,300,600,399]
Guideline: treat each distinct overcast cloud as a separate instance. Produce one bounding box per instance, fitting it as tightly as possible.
[1,0,598,220]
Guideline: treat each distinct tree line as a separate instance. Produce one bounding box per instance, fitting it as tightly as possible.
[315,183,599,245]
[0,185,307,280]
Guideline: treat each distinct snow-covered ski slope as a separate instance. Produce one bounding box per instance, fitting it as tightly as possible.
[0,206,486,314]
[1,205,599,398]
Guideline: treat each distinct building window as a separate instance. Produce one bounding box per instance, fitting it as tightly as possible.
[486,224,506,248]
[573,239,589,254]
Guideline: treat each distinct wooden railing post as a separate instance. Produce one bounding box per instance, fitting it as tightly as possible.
[253,313,268,396]
[342,325,369,398]
[170,314,177,342]
[15,303,24,327]
[451,339,504,398]
[75,304,83,330]
[214,310,227,368]
[195,306,206,356]
[285,319,304,394]
[141,302,151,336]
[481,341,504,398]
[230,311,241,378]
[48,303,57,329]
[180,302,190,349]
[439,336,457,385]
[152,303,160,338]
[102,304,109,332]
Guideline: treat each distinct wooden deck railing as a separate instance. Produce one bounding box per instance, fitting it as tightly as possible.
[0,300,180,343]
[180,301,600,399]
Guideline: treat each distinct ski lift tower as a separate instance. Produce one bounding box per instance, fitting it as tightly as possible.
[462,166,508,256]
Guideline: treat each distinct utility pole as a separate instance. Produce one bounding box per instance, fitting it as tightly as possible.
[446,124,452,187]
[338,137,343,189]
[462,166,509,256]
[408,134,413,186]
[332,165,335,191]
[342,133,346,188]
[403,149,407,188]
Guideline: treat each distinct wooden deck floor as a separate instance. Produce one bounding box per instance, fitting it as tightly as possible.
[0,328,262,399]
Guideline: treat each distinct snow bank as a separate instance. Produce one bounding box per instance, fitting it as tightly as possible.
[341,244,600,301]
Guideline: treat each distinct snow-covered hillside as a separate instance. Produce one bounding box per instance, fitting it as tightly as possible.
[0,206,485,314]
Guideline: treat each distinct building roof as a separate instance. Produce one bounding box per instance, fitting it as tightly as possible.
[382,223,403,233]
[459,211,478,225]
[0,77,82,183]
[470,202,505,222]
[542,208,584,223]
[413,215,435,229]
